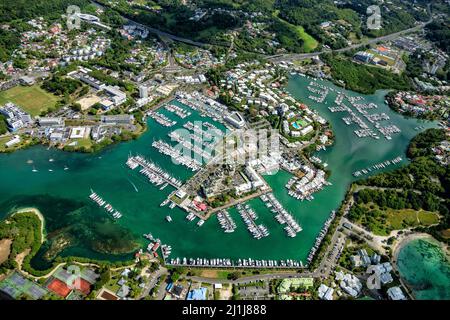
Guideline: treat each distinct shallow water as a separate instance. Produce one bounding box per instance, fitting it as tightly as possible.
[397,238,450,300]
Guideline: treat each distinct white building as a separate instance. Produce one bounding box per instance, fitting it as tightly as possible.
[139,85,148,99]
[387,286,407,300]
[5,135,21,148]
[224,111,246,129]
[38,117,64,127]
[318,284,334,300]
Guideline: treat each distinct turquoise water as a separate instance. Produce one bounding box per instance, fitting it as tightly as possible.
[0,76,436,269]
[397,238,450,300]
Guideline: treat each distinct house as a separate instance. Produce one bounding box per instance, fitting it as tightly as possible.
[171,285,184,298]
[116,285,130,299]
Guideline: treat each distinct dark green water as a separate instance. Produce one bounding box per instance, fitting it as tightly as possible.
[0,76,436,269]
[397,238,450,300]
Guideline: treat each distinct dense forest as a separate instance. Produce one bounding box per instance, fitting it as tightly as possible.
[0,212,42,274]
[0,0,90,23]
[0,114,7,134]
[425,20,450,53]
[355,129,449,242]
[322,53,412,94]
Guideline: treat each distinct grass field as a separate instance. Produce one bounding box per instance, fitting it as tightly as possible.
[273,10,319,53]
[294,25,319,52]
[357,203,440,236]
[0,85,59,116]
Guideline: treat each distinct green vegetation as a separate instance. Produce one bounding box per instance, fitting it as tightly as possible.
[322,54,411,94]
[348,196,440,236]
[0,211,42,274]
[0,114,7,134]
[0,85,60,116]
[425,20,450,53]
[356,129,449,242]
[42,76,82,97]
[0,0,89,23]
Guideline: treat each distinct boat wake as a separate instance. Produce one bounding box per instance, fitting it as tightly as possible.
[127,178,139,192]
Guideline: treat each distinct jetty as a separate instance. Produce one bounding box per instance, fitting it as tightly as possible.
[126,155,182,188]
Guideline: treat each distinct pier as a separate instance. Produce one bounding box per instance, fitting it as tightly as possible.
[126,155,183,188]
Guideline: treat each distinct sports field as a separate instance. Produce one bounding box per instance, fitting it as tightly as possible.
[0,85,59,116]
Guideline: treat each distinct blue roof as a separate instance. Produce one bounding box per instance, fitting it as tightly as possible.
[187,288,207,300]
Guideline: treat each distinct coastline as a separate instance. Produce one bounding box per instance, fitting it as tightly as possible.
[391,232,449,300]
[11,207,45,244]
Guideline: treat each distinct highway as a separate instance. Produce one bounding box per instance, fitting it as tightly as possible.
[92,0,433,63]
[268,3,433,63]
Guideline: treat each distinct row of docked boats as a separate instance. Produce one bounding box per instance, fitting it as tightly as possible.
[126,155,182,188]
[168,131,211,161]
[161,244,172,258]
[261,193,302,237]
[237,203,269,239]
[352,156,403,177]
[217,210,237,233]
[185,212,205,227]
[285,167,329,201]
[152,140,201,171]
[148,111,177,127]
[307,82,329,103]
[89,190,122,219]
[164,104,191,119]
[307,210,336,264]
[177,91,228,124]
[166,257,304,268]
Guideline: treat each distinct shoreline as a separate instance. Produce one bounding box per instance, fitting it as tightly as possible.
[391,232,449,300]
[11,207,46,244]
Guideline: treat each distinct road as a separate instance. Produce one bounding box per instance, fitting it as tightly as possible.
[269,3,433,62]
[92,0,433,63]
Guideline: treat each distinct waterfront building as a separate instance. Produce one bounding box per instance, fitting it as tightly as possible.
[5,135,21,148]
[387,286,407,300]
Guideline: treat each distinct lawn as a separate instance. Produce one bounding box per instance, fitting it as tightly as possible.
[294,25,319,53]
[355,203,440,236]
[0,85,59,116]
[272,10,318,53]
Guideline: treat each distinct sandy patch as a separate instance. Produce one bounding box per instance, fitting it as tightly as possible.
[0,239,12,264]
[200,270,219,278]
[15,249,31,268]
[77,94,102,111]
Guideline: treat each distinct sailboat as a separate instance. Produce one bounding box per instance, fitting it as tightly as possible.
[32,166,38,173]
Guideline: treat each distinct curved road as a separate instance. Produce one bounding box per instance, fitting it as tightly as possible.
[92,0,433,63]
